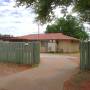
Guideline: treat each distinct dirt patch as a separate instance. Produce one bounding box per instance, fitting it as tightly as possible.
[0,63,31,77]
[64,71,90,90]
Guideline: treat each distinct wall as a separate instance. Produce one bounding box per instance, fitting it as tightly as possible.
[47,40,57,52]
[40,40,57,53]
[40,40,48,53]
[58,40,79,53]
[39,40,79,53]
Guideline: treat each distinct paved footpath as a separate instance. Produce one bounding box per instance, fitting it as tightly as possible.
[0,54,79,90]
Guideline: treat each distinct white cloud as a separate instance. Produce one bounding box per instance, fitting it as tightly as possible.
[0,0,80,36]
[0,0,46,36]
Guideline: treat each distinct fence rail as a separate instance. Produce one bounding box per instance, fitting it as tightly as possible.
[80,41,90,70]
[0,41,40,65]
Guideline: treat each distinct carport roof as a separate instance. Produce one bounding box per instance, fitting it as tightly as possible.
[18,33,79,41]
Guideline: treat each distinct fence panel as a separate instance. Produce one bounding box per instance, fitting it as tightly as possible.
[80,41,90,70]
[0,41,40,65]
[32,42,40,64]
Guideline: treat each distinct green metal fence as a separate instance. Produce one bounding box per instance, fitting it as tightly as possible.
[0,41,40,65]
[80,41,90,70]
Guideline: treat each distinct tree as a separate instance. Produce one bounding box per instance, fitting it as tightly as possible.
[74,0,90,23]
[16,0,90,23]
[45,15,89,40]
[45,24,59,33]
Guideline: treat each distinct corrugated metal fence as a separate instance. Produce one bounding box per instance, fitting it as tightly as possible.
[80,41,90,70]
[0,41,40,65]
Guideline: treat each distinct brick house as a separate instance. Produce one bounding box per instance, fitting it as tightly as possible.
[18,33,80,53]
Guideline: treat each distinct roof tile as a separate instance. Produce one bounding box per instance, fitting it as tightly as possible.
[18,33,79,41]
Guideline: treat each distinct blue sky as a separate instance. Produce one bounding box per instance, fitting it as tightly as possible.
[0,0,47,36]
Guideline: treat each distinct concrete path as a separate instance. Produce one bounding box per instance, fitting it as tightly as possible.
[0,54,79,90]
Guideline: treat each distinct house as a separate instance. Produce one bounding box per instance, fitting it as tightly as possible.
[18,33,80,53]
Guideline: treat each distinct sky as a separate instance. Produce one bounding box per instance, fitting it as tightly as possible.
[0,0,48,36]
[0,0,90,36]
[0,0,75,36]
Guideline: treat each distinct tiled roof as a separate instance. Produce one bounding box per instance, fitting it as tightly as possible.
[0,36,30,42]
[18,33,79,41]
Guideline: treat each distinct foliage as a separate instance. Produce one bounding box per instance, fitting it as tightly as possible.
[16,0,90,23]
[74,0,90,23]
[45,15,89,40]
[16,0,73,23]
[46,24,59,33]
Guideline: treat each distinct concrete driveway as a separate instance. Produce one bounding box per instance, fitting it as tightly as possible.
[0,54,79,90]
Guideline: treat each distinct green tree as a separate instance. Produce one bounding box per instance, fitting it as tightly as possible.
[16,0,90,23]
[45,24,59,33]
[45,15,88,40]
[73,0,90,23]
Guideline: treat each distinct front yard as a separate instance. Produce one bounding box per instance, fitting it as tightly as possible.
[0,53,79,90]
